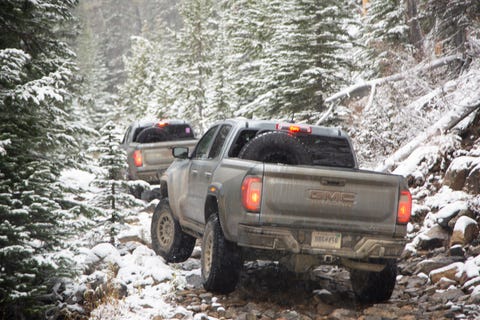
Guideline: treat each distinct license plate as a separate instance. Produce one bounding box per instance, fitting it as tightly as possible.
[311,231,342,249]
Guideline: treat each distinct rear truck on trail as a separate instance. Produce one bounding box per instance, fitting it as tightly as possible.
[150,119,412,302]
[121,119,197,198]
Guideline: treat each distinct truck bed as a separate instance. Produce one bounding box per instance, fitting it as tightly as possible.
[126,139,197,182]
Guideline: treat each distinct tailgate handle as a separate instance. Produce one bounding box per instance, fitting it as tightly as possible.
[321,178,345,187]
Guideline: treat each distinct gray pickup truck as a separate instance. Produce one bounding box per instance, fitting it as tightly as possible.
[151,119,411,302]
[121,119,197,183]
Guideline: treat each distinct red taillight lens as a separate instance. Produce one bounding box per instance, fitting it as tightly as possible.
[397,190,412,224]
[276,123,312,134]
[241,176,262,212]
[133,150,143,167]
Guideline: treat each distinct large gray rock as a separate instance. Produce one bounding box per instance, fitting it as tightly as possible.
[444,156,477,190]
[429,262,464,284]
[434,201,468,227]
[466,163,480,194]
[415,256,464,275]
[417,225,449,250]
[450,216,479,246]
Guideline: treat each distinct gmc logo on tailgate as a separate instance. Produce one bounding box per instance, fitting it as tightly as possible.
[309,190,356,208]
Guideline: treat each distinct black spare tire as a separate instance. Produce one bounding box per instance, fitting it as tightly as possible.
[238,131,312,165]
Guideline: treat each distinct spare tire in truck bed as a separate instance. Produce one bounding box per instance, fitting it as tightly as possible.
[135,127,168,143]
[238,131,312,165]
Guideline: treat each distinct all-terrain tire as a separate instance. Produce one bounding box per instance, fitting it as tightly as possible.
[238,131,312,165]
[201,214,243,294]
[151,199,196,263]
[350,259,398,303]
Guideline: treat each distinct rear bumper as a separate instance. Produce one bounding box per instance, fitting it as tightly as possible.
[128,167,167,183]
[237,224,406,260]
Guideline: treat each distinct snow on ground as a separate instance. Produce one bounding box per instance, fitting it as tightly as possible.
[59,168,96,191]
[87,243,190,320]
[59,169,195,319]
[59,117,480,319]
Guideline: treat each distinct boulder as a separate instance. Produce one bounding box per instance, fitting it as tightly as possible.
[449,244,465,257]
[415,256,464,275]
[429,262,464,284]
[450,216,479,246]
[84,243,122,273]
[417,225,449,250]
[430,287,465,304]
[434,201,468,227]
[466,163,480,194]
[444,156,477,190]
[447,207,475,229]
[462,276,480,291]
[316,301,335,316]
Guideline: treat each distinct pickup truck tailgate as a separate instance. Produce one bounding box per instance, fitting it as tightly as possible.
[138,139,197,167]
[261,164,402,236]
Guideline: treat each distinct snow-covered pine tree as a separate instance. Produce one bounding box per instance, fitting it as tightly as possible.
[98,0,142,94]
[118,36,159,120]
[202,0,237,121]
[262,0,356,120]
[423,0,480,54]
[361,0,410,77]
[218,1,357,120]
[0,0,80,318]
[89,121,139,244]
[173,0,218,130]
[119,28,182,122]
[74,17,113,130]
[222,0,276,119]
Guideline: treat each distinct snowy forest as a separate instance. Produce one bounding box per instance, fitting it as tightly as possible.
[1,0,480,319]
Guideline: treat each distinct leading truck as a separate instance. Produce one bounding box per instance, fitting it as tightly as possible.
[121,119,197,198]
[151,119,411,303]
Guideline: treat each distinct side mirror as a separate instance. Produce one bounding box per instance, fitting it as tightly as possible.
[172,147,189,159]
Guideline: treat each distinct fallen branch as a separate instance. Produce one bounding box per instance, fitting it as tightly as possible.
[375,102,480,173]
[364,82,376,112]
[315,54,463,125]
[375,63,480,172]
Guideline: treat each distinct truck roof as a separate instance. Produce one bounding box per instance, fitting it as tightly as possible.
[222,118,346,138]
[133,119,190,128]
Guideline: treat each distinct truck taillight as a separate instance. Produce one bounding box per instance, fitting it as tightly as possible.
[133,150,143,167]
[241,176,262,213]
[397,190,412,224]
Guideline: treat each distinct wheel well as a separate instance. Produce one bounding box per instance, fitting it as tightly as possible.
[205,195,219,223]
[160,180,168,198]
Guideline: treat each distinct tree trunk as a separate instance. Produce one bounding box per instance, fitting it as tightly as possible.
[405,0,423,54]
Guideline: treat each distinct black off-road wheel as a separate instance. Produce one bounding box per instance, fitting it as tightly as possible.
[151,199,196,263]
[238,131,312,165]
[350,259,398,303]
[201,214,243,294]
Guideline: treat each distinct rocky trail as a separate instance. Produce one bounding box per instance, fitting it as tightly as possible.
[158,243,480,320]
[79,211,480,320]
[60,114,480,320]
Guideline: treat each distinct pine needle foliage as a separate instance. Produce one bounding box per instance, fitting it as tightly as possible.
[0,1,80,318]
